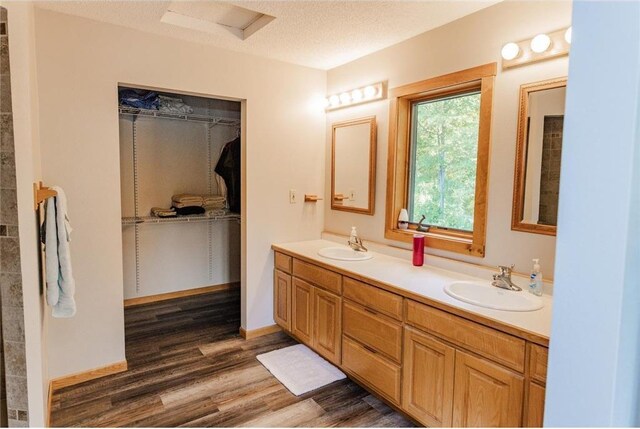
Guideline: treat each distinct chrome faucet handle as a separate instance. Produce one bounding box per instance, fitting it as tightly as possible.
[347,236,367,252]
[497,265,515,276]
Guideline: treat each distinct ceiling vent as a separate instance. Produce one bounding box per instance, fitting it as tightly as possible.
[161,2,275,41]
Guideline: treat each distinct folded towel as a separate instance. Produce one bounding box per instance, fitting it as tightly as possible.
[151,207,177,218]
[173,206,206,216]
[203,195,225,202]
[172,194,204,203]
[158,95,194,114]
[172,202,204,209]
[206,208,228,217]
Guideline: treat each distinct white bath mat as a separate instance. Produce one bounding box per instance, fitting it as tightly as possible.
[256,344,346,396]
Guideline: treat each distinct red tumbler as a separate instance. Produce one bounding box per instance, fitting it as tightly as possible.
[413,234,424,266]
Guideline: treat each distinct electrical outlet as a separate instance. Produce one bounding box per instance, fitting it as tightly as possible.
[289,189,297,204]
[349,190,356,201]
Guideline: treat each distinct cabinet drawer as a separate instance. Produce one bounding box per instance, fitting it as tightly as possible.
[343,277,403,320]
[274,252,292,274]
[528,344,548,384]
[343,301,402,362]
[406,300,526,372]
[293,259,342,295]
[342,336,401,405]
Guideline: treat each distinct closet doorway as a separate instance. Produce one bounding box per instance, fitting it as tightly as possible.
[117,85,242,355]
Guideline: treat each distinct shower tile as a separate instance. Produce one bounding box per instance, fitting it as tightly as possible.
[1,152,16,188]
[0,38,8,75]
[4,342,25,377]
[1,307,24,342]
[0,273,23,307]
[8,418,27,428]
[0,237,20,273]
[0,189,17,225]
[0,114,13,152]
[4,377,26,410]
[0,75,11,113]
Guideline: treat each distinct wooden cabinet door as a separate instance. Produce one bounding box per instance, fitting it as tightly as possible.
[313,287,342,365]
[524,381,545,427]
[273,270,291,331]
[291,278,313,345]
[403,327,455,427]
[453,351,524,427]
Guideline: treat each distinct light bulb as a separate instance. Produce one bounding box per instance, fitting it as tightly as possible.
[363,85,377,99]
[329,95,340,107]
[351,89,363,101]
[501,42,520,60]
[530,34,551,53]
[564,26,572,44]
[339,92,351,104]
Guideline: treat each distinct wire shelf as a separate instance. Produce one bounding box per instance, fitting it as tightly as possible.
[119,106,241,127]
[122,213,240,226]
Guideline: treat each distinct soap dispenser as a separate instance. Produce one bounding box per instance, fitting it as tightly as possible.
[528,259,543,296]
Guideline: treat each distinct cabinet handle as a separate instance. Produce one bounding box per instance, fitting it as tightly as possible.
[364,306,378,315]
[362,343,377,354]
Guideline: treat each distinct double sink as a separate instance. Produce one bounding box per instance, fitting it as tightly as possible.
[317,246,543,312]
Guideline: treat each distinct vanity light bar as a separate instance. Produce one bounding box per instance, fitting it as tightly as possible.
[324,82,386,111]
[501,26,571,69]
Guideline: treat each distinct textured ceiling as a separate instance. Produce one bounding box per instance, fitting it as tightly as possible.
[35,1,501,70]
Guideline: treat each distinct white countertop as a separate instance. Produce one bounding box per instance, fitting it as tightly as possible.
[273,239,552,343]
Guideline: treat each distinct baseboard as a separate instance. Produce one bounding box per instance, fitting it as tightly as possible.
[123,282,240,308]
[239,324,282,340]
[50,360,128,391]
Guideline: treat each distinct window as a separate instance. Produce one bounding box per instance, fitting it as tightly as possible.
[408,91,481,232]
[385,63,496,256]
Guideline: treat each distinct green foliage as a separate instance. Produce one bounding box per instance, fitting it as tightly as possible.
[409,92,480,232]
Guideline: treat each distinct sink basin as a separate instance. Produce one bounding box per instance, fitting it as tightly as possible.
[444,281,543,312]
[317,246,373,261]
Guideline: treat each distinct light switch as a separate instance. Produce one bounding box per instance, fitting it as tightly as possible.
[289,189,297,204]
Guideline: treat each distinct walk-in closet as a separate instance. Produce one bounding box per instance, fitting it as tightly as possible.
[118,87,241,301]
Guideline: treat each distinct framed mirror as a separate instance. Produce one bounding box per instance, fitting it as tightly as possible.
[331,116,377,215]
[512,77,567,236]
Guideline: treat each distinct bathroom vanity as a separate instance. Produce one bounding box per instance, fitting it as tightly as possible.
[272,240,551,427]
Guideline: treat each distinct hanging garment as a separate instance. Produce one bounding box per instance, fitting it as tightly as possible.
[215,137,241,213]
[44,186,76,318]
[215,144,228,204]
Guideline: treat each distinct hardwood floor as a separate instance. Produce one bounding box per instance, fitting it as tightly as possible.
[50,288,415,427]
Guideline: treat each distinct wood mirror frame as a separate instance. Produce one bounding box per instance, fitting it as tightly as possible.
[511,77,567,236]
[331,116,377,215]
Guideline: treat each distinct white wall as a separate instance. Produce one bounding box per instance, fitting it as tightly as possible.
[325,1,572,278]
[3,2,47,425]
[32,7,325,378]
[546,1,640,425]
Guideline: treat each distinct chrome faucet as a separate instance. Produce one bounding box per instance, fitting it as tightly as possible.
[492,265,522,291]
[347,236,368,252]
